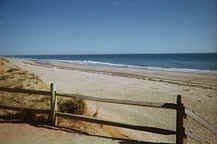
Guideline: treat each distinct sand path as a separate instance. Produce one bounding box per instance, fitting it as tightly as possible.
[0,123,119,144]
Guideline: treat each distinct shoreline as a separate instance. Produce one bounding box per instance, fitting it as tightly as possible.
[9,57,217,90]
[7,57,217,73]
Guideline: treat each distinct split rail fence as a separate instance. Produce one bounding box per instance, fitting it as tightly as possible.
[1,83,214,144]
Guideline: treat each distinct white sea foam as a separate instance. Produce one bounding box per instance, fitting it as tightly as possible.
[47,59,129,67]
[145,66,217,73]
[31,59,217,74]
[13,57,216,74]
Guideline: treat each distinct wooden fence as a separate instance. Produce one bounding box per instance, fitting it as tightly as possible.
[0,83,191,144]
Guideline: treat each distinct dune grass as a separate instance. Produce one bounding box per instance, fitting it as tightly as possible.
[0,57,85,122]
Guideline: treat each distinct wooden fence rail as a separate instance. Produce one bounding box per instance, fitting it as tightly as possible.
[0,83,186,144]
[0,104,50,114]
[56,111,176,135]
[0,87,50,96]
[0,87,177,109]
[56,92,177,109]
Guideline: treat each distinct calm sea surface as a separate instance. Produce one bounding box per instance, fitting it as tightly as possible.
[9,54,217,71]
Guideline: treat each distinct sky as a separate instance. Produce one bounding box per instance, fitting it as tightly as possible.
[0,0,217,55]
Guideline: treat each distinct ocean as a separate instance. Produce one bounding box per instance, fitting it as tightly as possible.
[9,53,217,71]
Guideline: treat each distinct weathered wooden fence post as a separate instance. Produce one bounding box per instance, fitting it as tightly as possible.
[49,83,57,126]
[176,95,186,144]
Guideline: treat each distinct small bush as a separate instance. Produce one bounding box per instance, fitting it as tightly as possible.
[58,98,85,115]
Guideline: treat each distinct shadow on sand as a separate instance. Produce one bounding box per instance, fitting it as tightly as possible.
[0,112,174,144]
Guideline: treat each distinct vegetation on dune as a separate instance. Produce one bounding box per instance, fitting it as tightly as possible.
[58,97,85,115]
[0,57,85,122]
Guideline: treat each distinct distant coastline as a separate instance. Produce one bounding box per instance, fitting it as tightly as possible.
[4,53,217,72]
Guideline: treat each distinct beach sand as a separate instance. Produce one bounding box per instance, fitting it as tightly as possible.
[8,58,217,143]
[0,58,120,144]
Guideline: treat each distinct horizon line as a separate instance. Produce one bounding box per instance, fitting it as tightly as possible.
[1,52,217,56]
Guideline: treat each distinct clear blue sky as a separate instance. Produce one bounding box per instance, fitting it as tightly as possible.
[0,0,216,55]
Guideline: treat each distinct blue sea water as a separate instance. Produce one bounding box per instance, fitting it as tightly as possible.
[9,53,217,71]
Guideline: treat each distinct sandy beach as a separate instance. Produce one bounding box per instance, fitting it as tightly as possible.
[4,58,215,144]
[1,0,217,143]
